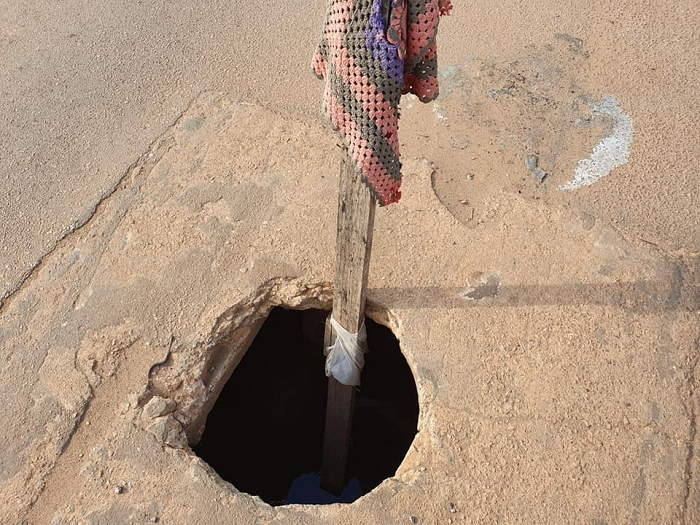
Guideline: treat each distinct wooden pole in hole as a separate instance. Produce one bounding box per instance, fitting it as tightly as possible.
[320,149,376,495]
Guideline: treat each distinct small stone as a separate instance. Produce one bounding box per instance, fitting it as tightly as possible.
[526,155,547,182]
[81,462,97,478]
[114,485,123,494]
[526,155,538,170]
[449,503,456,513]
[449,135,469,150]
[531,167,547,183]
[409,517,418,524]
[146,414,187,448]
[143,396,176,418]
[151,518,159,523]
[579,212,596,230]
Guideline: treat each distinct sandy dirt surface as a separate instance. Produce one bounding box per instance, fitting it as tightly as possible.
[1,1,699,524]
[0,0,325,302]
[3,1,698,304]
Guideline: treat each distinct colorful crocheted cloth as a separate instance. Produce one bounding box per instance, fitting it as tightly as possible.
[313,0,452,206]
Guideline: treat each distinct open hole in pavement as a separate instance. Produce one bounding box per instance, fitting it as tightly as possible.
[192,306,419,506]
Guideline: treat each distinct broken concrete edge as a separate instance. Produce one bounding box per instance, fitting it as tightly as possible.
[4,275,420,521]
[140,276,414,448]
[82,406,278,519]
[89,275,427,512]
[0,95,384,523]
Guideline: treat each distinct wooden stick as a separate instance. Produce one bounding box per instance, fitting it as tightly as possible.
[320,150,376,495]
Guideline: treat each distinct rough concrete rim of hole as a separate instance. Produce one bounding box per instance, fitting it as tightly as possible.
[137,277,431,506]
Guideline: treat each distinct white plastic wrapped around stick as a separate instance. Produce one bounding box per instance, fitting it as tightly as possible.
[324,316,368,386]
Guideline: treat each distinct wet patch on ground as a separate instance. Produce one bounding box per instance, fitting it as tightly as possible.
[402,34,633,229]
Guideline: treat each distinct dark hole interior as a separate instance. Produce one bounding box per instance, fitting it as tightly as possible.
[193,307,420,506]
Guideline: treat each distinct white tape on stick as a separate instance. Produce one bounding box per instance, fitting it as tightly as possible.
[324,316,368,386]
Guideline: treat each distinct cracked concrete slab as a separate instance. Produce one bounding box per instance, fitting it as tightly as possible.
[0,0,326,303]
[4,0,699,309]
[1,93,698,524]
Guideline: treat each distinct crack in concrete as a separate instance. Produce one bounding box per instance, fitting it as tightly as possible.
[1,92,206,523]
[11,94,198,402]
[0,92,205,315]
[681,340,700,524]
[606,222,700,266]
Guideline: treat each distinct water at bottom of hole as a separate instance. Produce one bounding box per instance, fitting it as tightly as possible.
[193,307,419,506]
[285,473,362,505]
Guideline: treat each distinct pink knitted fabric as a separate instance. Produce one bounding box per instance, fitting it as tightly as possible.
[313,0,452,205]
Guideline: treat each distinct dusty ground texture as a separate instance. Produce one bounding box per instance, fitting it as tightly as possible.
[2,0,698,303]
[1,1,700,524]
[1,91,698,524]
[0,0,325,303]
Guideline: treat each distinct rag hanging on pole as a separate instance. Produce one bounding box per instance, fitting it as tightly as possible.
[312,0,453,495]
